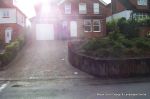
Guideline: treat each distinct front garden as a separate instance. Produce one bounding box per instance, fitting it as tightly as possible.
[0,38,25,66]
[81,17,150,58]
[0,31,26,68]
[68,17,150,78]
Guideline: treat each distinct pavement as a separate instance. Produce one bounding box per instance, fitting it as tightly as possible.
[0,40,149,99]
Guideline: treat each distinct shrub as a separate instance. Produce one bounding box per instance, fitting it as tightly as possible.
[123,47,141,57]
[16,38,25,49]
[1,40,20,65]
[108,31,125,42]
[94,48,112,58]
[121,39,133,48]
[83,38,101,51]
[108,17,139,38]
[5,41,20,53]
[106,19,118,33]
[81,33,150,58]
[117,17,127,33]
[134,38,150,51]
[138,18,150,26]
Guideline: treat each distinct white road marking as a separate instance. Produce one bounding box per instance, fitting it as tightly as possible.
[0,81,9,92]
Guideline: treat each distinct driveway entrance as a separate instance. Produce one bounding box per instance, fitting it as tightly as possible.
[0,40,92,80]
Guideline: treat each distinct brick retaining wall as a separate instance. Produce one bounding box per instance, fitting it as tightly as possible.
[68,41,150,78]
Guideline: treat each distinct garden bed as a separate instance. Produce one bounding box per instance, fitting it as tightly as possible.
[0,39,25,69]
[68,41,150,78]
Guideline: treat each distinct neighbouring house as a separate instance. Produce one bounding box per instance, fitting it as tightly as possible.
[106,0,150,36]
[0,0,26,44]
[106,0,150,21]
[30,0,107,40]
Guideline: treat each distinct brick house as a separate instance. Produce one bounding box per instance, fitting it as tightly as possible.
[106,0,150,21]
[0,0,26,44]
[106,0,150,36]
[31,0,107,40]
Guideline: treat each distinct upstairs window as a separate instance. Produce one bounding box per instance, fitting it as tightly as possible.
[79,3,87,14]
[84,20,92,32]
[3,11,10,18]
[93,3,100,14]
[93,20,101,32]
[137,0,147,5]
[65,3,71,14]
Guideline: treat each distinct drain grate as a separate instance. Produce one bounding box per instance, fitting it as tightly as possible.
[11,84,24,87]
[11,82,31,87]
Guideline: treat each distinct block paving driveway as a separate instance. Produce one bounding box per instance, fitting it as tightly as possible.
[0,40,93,80]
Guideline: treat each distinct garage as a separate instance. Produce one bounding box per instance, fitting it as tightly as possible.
[36,24,54,40]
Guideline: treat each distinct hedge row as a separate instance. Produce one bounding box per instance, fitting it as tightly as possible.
[106,17,150,38]
[0,39,25,66]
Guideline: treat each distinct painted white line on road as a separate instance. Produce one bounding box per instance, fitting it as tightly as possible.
[0,81,9,92]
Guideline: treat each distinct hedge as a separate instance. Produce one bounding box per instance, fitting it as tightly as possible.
[0,38,25,66]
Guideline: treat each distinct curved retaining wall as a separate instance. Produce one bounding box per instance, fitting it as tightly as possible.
[68,42,150,78]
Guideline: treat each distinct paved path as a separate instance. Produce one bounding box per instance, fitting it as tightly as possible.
[0,40,93,80]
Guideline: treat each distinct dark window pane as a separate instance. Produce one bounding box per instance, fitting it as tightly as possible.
[85,21,91,25]
[93,26,100,31]
[85,26,91,31]
[93,21,99,25]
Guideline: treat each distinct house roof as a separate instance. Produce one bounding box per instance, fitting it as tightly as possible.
[58,0,107,6]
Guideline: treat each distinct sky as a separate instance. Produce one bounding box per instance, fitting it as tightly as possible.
[15,0,111,18]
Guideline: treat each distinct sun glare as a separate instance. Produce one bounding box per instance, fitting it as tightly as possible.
[16,0,111,18]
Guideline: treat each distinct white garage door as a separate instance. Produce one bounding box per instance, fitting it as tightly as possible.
[36,24,54,40]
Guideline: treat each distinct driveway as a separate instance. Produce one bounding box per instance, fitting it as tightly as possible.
[0,40,93,80]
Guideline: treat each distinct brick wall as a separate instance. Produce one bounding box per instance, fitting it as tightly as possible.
[0,23,24,43]
[130,0,149,10]
[59,0,107,16]
[68,42,150,78]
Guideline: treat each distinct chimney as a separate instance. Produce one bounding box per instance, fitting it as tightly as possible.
[2,0,15,5]
[111,0,116,14]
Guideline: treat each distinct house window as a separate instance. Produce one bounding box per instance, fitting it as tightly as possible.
[84,20,92,32]
[134,12,149,19]
[79,3,87,14]
[22,16,24,23]
[3,11,10,18]
[65,3,71,14]
[137,0,147,5]
[93,20,101,32]
[93,3,100,14]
